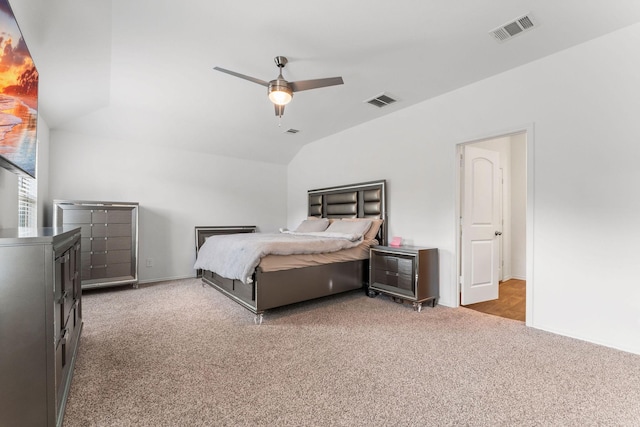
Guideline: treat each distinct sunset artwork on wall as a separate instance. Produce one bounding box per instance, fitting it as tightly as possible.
[0,0,38,178]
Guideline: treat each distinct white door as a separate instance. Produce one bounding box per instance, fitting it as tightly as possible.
[461,146,501,305]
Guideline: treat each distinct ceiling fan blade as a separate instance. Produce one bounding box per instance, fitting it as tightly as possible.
[274,104,285,117]
[213,67,269,87]
[289,76,344,92]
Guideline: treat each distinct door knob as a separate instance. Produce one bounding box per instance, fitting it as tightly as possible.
[495,231,502,236]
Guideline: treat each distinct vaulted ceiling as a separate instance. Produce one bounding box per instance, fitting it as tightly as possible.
[11,0,640,164]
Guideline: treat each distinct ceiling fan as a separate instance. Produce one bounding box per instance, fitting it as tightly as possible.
[214,56,344,118]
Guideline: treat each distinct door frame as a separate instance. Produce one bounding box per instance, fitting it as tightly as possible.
[454,123,535,327]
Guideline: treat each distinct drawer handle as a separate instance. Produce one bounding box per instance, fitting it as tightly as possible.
[58,328,68,347]
[385,271,399,277]
[58,290,68,304]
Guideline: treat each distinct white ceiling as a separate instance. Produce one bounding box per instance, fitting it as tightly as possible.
[11,0,640,164]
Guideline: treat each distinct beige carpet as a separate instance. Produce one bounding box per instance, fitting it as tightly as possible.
[63,278,640,426]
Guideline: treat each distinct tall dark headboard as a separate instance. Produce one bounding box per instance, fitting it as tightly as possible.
[307,180,387,245]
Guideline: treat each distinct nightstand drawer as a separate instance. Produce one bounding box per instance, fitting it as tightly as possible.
[374,254,414,275]
[372,268,413,291]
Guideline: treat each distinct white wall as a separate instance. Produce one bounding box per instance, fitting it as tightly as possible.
[0,167,18,228]
[288,23,640,355]
[49,130,288,283]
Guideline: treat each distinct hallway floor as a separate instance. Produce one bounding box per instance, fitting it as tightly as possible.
[464,279,526,321]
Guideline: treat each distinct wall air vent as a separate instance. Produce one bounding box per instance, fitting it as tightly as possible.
[490,13,537,43]
[365,93,397,108]
[284,128,300,134]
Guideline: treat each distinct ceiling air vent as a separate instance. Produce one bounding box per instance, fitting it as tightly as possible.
[490,13,537,43]
[284,128,300,134]
[365,93,397,108]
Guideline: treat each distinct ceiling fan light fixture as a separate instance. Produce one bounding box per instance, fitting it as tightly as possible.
[268,82,293,105]
[214,56,343,118]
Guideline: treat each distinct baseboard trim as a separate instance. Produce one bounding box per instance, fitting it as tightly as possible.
[501,275,526,282]
[532,323,640,356]
[138,275,196,285]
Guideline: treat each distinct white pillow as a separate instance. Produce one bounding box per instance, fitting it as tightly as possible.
[294,218,330,232]
[343,218,383,241]
[325,219,372,237]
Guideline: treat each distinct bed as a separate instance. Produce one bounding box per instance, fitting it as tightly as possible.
[195,180,387,323]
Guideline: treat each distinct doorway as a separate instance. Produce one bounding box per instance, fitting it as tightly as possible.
[465,279,526,321]
[457,130,529,322]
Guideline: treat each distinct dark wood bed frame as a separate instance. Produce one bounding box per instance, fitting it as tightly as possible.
[199,180,387,323]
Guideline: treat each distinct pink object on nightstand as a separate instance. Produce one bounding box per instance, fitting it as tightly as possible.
[389,236,402,247]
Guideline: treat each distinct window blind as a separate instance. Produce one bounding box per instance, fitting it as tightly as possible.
[18,176,37,228]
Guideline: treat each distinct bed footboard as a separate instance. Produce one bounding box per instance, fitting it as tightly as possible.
[202,270,256,311]
[201,260,367,315]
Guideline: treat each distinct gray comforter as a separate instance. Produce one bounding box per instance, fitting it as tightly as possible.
[193,232,364,284]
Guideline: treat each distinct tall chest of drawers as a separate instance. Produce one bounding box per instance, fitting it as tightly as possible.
[54,200,139,289]
[0,227,82,427]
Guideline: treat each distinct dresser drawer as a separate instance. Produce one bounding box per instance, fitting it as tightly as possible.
[90,266,107,279]
[55,304,78,412]
[81,256,91,280]
[63,210,91,224]
[106,223,132,237]
[108,210,132,224]
[91,237,108,251]
[91,223,107,237]
[91,210,108,223]
[107,263,132,277]
[90,252,107,265]
[106,237,131,250]
[107,250,131,264]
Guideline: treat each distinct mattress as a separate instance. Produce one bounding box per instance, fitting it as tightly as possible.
[258,238,377,272]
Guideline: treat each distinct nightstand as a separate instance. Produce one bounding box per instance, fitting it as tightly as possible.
[368,245,439,311]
